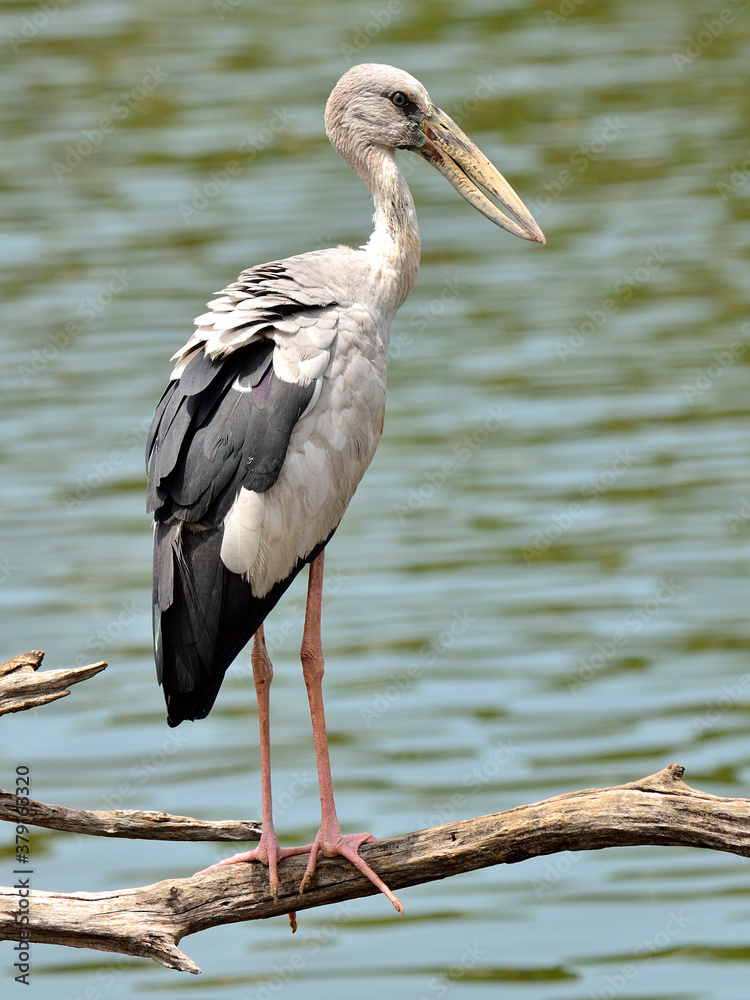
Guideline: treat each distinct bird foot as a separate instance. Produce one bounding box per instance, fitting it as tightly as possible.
[300,829,403,915]
[194,831,311,899]
[195,825,403,916]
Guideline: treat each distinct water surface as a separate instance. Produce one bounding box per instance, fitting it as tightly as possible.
[1,1,749,998]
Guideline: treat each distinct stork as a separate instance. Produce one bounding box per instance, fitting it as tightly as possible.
[146,63,544,916]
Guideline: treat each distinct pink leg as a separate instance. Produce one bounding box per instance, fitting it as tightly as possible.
[194,624,309,897]
[299,551,403,914]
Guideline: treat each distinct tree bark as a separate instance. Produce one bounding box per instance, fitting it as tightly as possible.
[0,790,260,842]
[0,651,106,716]
[1,763,749,974]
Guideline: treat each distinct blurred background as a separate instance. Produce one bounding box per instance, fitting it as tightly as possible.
[1,0,749,997]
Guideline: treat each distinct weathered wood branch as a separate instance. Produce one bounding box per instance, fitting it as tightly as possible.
[0,789,261,842]
[1,764,749,974]
[0,651,106,716]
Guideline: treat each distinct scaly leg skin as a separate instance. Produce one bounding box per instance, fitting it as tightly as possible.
[194,625,310,899]
[299,552,404,915]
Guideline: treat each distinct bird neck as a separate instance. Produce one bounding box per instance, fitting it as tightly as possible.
[358,147,421,313]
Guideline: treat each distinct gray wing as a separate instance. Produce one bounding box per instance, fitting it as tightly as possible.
[147,259,339,725]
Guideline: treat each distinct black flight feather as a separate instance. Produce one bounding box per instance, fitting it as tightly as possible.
[146,336,322,725]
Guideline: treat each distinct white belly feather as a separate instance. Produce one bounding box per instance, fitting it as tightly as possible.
[220,335,386,597]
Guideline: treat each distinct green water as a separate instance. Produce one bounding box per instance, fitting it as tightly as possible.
[1,0,749,997]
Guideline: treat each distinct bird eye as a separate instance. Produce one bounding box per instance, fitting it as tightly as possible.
[390,92,408,109]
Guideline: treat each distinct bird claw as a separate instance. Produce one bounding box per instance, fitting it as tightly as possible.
[300,830,404,915]
[194,847,261,877]
[194,837,312,900]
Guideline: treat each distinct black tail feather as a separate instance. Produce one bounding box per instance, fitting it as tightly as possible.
[153,521,331,726]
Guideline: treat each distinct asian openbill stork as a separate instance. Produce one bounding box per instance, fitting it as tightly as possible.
[146,63,544,916]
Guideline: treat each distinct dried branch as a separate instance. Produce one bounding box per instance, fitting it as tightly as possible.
[1,764,748,974]
[0,651,106,716]
[0,789,260,842]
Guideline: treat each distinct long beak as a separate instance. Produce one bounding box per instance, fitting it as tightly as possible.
[417,105,545,244]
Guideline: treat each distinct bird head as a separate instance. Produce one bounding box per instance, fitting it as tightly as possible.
[325,63,545,245]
